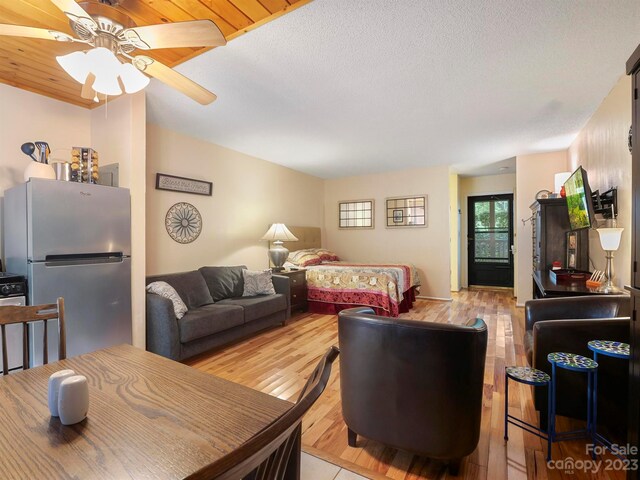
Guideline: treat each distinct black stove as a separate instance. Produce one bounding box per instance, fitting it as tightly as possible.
[0,272,26,298]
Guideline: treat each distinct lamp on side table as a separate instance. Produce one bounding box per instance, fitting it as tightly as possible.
[596,227,624,293]
[261,223,298,272]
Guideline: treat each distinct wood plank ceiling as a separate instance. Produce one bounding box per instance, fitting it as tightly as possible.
[0,0,312,108]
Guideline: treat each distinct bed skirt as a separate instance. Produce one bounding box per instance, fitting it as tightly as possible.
[307,286,416,317]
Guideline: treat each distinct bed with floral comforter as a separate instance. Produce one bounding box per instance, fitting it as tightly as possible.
[304,262,420,317]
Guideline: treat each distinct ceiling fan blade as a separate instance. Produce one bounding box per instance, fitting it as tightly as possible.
[80,74,107,102]
[0,24,74,42]
[50,0,97,31]
[133,55,216,105]
[80,73,96,100]
[121,20,226,50]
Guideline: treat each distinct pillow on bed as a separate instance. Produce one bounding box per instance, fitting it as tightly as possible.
[313,248,340,262]
[287,249,322,267]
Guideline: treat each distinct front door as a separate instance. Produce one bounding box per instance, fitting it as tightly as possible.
[468,194,514,287]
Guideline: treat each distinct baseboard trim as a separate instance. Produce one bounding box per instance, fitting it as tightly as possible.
[416,295,453,302]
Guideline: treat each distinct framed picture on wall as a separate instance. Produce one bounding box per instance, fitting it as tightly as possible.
[385,195,427,228]
[566,231,578,269]
[338,199,374,229]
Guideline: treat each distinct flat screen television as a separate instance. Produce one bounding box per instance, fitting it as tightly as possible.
[564,166,595,230]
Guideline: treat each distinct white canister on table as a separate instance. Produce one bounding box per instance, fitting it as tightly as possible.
[48,369,76,417]
[58,375,89,425]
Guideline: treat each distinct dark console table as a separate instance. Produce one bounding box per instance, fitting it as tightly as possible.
[533,270,616,298]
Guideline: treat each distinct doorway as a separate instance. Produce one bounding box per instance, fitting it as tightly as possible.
[468,194,514,287]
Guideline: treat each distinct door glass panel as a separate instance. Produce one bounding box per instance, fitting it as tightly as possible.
[474,200,510,264]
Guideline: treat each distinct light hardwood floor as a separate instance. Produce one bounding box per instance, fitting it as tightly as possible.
[187,289,626,479]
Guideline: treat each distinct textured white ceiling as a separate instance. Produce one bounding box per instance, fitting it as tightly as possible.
[146,0,640,179]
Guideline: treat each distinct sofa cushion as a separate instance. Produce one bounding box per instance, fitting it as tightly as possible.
[199,266,246,302]
[217,294,287,323]
[178,304,244,343]
[146,271,213,309]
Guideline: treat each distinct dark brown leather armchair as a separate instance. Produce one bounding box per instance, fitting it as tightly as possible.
[524,295,630,440]
[338,307,487,475]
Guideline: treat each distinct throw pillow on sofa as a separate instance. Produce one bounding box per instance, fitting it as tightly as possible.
[146,281,188,319]
[242,270,276,296]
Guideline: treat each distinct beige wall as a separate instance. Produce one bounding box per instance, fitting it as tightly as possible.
[0,84,92,259]
[515,151,567,305]
[146,124,324,275]
[459,173,517,290]
[449,173,460,291]
[91,93,146,349]
[323,165,451,300]
[567,75,632,290]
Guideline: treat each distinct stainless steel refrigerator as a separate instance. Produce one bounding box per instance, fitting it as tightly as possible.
[4,178,132,366]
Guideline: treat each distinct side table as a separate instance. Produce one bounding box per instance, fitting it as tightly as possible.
[588,340,630,458]
[277,269,308,313]
[547,352,598,453]
[504,366,552,460]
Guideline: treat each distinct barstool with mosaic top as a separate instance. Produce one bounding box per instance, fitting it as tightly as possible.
[588,340,630,458]
[504,366,552,460]
[547,352,598,456]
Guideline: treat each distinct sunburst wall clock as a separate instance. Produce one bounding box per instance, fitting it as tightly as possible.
[165,202,202,244]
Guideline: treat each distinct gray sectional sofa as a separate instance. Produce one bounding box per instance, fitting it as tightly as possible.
[146,266,290,361]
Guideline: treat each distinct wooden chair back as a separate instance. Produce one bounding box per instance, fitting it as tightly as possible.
[0,297,66,375]
[196,346,339,480]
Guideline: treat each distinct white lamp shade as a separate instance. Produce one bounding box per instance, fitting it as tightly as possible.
[56,51,90,84]
[120,63,150,93]
[597,227,623,251]
[261,224,299,242]
[87,48,123,95]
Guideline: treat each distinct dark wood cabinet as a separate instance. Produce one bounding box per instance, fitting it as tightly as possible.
[530,198,589,298]
[278,269,307,314]
[626,43,640,480]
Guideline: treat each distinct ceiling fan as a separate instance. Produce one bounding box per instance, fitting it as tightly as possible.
[0,0,226,104]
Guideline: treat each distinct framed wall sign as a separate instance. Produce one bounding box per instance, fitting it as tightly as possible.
[156,173,213,196]
[338,199,374,229]
[386,195,427,228]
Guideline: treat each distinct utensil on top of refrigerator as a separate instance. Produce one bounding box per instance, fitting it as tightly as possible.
[20,142,37,161]
[35,141,50,164]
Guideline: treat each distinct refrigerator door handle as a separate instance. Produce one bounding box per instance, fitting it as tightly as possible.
[40,252,125,267]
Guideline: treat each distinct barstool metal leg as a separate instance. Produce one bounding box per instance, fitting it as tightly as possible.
[547,381,552,461]
[550,363,556,442]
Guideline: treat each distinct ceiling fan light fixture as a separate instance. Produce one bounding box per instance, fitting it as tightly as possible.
[119,62,149,93]
[56,50,90,83]
[58,47,124,96]
[92,71,122,96]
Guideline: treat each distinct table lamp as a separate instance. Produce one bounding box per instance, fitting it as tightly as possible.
[596,227,624,293]
[261,223,298,271]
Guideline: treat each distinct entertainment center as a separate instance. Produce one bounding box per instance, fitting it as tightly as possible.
[530,197,589,298]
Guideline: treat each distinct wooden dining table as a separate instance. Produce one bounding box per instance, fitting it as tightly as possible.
[0,344,297,479]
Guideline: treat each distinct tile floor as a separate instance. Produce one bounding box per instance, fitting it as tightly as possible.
[301,452,370,480]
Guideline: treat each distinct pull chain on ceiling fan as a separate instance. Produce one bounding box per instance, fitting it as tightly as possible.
[0,0,226,105]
